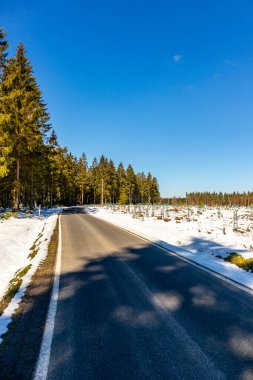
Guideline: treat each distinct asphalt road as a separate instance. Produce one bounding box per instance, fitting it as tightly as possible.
[46,208,253,380]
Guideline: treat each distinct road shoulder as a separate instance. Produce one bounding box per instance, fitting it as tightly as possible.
[0,218,59,380]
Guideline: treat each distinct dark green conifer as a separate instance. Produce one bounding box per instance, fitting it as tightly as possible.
[0,43,50,208]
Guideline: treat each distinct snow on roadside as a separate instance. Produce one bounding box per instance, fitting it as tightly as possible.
[88,206,253,291]
[0,209,60,343]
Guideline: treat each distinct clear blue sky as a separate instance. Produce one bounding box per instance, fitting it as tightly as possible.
[1,1,253,197]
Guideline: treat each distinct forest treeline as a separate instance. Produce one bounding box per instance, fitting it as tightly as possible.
[0,28,160,209]
[162,192,253,207]
[1,28,251,210]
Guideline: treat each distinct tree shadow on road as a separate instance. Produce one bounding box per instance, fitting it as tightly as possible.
[1,210,253,379]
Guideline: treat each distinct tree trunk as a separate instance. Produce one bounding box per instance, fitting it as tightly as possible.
[13,158,20,209]
[101,178,104,205]
[81,188,84,204]
[50,185,53,208]
[30,172,34,209]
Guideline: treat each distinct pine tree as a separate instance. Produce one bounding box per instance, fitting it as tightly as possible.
[146,172,153,204]
[76,153,88,204]
[136,172,147,203]
[107,159,117,203]
[0,43,50,208]
[47,130,61,207]
[0,27,8,74]
[117,163,128,204]
[151,177,160,204]
[0,27,9,178]
[90,157,98,203]
[98,155,108,205]
[125,165,136,204]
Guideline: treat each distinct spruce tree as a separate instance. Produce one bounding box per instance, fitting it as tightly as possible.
[151,177,160,204]
[0,27,9,178]
[0,28,8,80]
[76,153,88,204]
[107,159,117,203]
[90,157,98,203]
[125,165,136,204]
[0,27,8,73]
[0,43,50,208]
[47,130,61,206]
[116,163,127,204]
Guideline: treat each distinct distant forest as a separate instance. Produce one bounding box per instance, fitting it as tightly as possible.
[162,192,253,207]
[0,28,160,209]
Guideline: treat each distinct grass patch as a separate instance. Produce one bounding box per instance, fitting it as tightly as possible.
[225,253,253,272]
[0,264,33,316]
[0,212,18,220]
[28,227,45,259]
[0,280,23,316]
[28,247,39,260]
[48,234,57,257]
[13,265,32,280]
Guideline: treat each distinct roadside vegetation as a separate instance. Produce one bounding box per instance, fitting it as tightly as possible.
[0,265,31,317]
[225,253,253,272]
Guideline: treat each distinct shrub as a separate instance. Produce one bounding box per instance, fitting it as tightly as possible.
[2,211,18,220]
[225,253,253,272]
[4,212,12,220]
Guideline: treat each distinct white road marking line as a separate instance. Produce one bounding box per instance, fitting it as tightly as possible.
[34,214,62,380]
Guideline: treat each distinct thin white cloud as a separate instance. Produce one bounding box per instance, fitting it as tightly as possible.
[173,54,182,62]
[225,59,237,66]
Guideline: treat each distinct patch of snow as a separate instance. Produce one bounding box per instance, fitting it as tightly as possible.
[0,208,61,343]
[87,206,253,291]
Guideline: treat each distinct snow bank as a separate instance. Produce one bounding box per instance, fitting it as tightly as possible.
[88,206,253,291]
[0,208,60,343]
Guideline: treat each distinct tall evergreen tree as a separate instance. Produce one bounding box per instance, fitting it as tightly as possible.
[151,177,160,204]
[107,159,117,203]
[47,130,61,207]
[125,165,136,204]
[76,153,88,204]
[146,172,153,204]
[98,155,108,205]
[90,157,98,203]
[0,27,8,74]
[0,43,50,208]
[117,162,128,204]
[136,172,147,203]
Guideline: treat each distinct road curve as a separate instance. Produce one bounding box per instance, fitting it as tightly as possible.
[46,208,253,380]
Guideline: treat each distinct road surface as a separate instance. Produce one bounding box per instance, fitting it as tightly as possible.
[45,208,253,379]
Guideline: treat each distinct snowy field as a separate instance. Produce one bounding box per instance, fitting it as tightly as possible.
[1,204,253,342]
[88,205,253,290]
[0,208,60,342]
